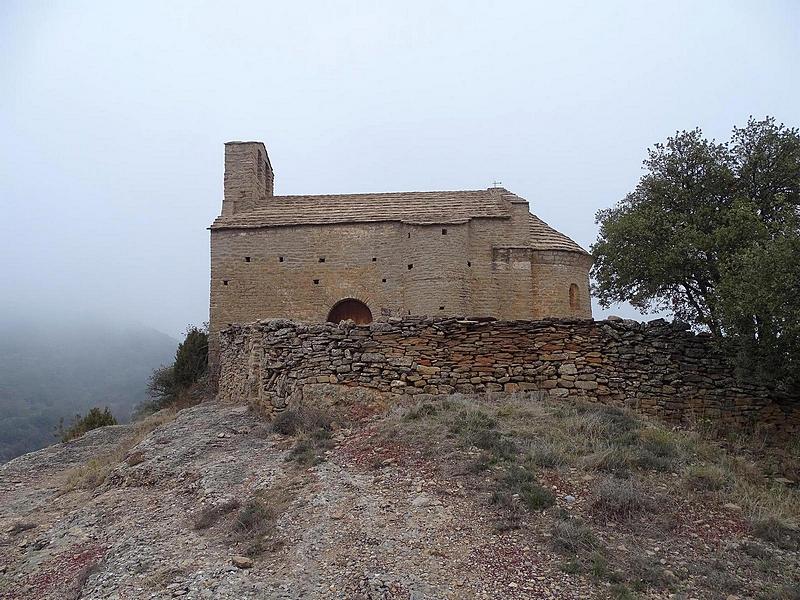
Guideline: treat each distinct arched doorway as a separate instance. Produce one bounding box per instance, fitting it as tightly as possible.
[327,298,373,324]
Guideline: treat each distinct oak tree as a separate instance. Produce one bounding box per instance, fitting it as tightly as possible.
[592,117,800,394]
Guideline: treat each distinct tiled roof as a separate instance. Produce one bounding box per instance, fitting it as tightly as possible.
[210,188,589,255]
[210,190,510,228]
[529,214,589,255]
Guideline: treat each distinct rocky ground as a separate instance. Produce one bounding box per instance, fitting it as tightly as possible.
[0,398,797,599]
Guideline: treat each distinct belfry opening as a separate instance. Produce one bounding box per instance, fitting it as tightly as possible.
[327,299,373,325]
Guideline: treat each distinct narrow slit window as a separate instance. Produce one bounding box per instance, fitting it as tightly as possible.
[442,228,447,235]
[467,261,471,267]
[569,283,580,311]
[407,232,411,239]
[278,256,284,263]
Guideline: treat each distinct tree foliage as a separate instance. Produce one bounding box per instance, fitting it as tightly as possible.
[142,325,209,413]
[592,117,800,394]
[59,407,118,442]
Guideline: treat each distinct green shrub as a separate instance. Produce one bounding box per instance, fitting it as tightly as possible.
[59,407,117,442]
[494,464,555,511]
[472,428,517,463]
[142,325,208,413]
[173,327,208,388]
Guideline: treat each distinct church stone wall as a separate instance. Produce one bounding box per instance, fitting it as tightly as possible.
[209,141,594,383]
[209,218,593,377]
[217,317,799,438]
[531,250,593,318]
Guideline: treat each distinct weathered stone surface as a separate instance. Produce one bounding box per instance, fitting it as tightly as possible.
[207,143,595,382]
[218,317,798,437]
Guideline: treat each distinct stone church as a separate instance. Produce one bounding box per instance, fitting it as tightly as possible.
[209,141,592,371]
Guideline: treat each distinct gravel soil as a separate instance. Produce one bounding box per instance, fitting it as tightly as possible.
[0,403,594,599]
[0,401,795,599]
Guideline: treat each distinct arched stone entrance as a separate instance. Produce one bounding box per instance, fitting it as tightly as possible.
[327,298,373,325]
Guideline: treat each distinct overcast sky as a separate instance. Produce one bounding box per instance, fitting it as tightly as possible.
[1,1,798,337]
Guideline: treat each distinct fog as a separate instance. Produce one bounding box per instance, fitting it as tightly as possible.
[1,1,798,337]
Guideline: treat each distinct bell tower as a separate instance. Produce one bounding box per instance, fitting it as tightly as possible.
[221,141,273,216]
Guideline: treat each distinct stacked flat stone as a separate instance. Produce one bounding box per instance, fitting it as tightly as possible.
[217,317,798,437]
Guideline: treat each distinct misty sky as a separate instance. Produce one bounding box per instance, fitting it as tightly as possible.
[1,1,798,338]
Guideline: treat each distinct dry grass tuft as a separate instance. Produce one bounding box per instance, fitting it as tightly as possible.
[60,408,177,492]
[491,464,555,512]
[231,484,296,557]
[591,476,657,519]
[191,499,241,530]
[376,392,799,598]
[272,406,333,436]
[750,514,800,550]
[272,406,338,467]
[684,463,732,491]
[550,517,600,554]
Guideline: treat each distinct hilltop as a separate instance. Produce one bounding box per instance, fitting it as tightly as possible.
[0,393,797,599]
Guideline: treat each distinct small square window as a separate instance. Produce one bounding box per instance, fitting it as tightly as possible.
[319,257,325,263]
[372,257,377,262]
[442,228,447,235]
[223,280,229,286]
[382,278,387,283]
[313,279,320,285]
[278,256,284,263]
[244,256,251,262]
[407,264,413,270]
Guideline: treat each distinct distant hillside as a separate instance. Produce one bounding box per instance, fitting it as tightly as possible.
[0,317,177,462]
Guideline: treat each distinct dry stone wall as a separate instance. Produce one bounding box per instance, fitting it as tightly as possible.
[218,317,799,436]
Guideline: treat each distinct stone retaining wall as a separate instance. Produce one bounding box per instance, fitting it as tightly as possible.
[218,317,799,436]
